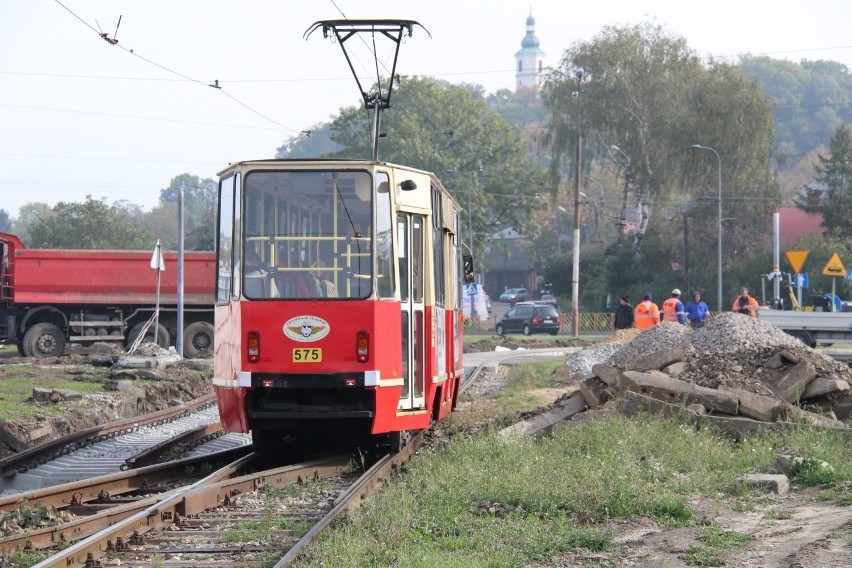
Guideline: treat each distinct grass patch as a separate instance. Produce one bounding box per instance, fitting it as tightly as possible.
[447,360,573,433]
[7,552,50,568]
[680,526,752,566]
[0,368,114,420]
[493,360,563,409]
[698,526,752,548]
[292,360,852,566]
[219,478,343,544]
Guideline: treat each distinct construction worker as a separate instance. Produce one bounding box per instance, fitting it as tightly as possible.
[611,295,634,330]
[732,287,759,317]
[684,291,710,328]
[662,288,687,325]
[634,292,661,330]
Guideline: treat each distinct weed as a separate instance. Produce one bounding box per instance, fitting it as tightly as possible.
[698,526,752,549]
[289,361,852,567]
[763,508,794,521]
[680,545,724,566]
[8,552,50,568]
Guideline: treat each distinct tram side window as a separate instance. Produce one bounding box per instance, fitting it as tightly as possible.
[431,185,445,307]
[217,174,236,303]
[412,216,423,302]
[376,173,395,299]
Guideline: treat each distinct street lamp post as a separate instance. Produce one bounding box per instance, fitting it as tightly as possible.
[571,67,584,337]
[689,144,723,313]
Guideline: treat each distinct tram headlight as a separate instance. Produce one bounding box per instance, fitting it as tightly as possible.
[356,330,369,363]
[247,330,260,363]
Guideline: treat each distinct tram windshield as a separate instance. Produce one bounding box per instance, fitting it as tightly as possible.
[240,170,374,300]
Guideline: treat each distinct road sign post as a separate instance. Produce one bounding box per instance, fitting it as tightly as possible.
[822,253,846,307]
[785,250,809,274]
[150,240,166,344]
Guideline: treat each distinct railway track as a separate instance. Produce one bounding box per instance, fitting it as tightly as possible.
[0,431,426,567]
[0,394,251,494]
[2,346,844,565]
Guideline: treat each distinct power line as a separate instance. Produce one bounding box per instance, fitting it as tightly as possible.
[0,102,286,131]
[51,0,306,135]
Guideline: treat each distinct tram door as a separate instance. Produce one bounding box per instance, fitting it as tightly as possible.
[397,213,426,411]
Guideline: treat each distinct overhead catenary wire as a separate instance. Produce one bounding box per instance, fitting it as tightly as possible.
[52,0,305,135]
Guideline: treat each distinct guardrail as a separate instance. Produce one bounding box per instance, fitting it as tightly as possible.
[464,311,722,335]
[464,311,613,334]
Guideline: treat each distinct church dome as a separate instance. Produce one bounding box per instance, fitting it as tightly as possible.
[520,15,541,48]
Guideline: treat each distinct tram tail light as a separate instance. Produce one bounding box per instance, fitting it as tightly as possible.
[247,330,260,363]
[356,330,369,363]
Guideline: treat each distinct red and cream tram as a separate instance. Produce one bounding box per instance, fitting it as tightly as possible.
[213,160,473,451]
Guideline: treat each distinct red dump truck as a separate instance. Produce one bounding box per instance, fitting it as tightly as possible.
[0,232,216,358]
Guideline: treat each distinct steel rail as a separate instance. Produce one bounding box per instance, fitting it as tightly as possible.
[30,455,352,567]
[276,430,426,566]
[0,445,251,515]
[122,420,226,469]
[0,393,217,476]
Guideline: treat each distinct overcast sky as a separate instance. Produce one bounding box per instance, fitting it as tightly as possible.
[2,0,851,219]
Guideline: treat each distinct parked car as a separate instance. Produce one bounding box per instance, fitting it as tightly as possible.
[539,293,559,309]
[495,302,560,336]
[499,287,529,305]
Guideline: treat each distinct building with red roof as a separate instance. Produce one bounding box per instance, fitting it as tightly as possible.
[777,206,826,243]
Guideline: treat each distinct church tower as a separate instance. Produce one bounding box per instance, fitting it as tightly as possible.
[514,11,546,90]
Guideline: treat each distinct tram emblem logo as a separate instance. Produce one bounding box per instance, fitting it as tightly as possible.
[283,315,329,342]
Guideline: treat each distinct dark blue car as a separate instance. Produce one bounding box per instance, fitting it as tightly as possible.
[496,302,560,336]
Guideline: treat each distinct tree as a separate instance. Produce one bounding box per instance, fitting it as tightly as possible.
[11,202,54,244]
[276,122,341,158]
[148,174,217,251]
[801,123,852,235]
[27,196,152,249]
[486,88,549,129]
[739,56,852,162]
[542,23,780,309]
[313,76,549,260]
[0,209,10,233]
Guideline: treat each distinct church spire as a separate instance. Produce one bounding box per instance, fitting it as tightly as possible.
[515,10,546,91]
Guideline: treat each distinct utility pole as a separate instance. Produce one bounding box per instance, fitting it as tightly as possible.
[571,67,584,337]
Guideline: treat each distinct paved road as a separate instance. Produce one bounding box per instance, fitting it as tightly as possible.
[464,346,581,373]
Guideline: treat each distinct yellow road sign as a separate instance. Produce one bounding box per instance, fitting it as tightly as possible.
[822,252,846,277]
[784,250,809,274]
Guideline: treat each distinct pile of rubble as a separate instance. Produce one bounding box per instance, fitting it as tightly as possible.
[570,313,852,429]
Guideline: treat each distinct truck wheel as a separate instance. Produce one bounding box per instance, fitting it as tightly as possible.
[23,323,66,358]
[128,322,170,350]
[787,330,815,348]
[183,321,214,358]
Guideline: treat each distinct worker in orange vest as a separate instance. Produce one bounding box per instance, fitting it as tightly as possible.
[732,287,759,317]
[662,288,687,325]
[634,292,661,329]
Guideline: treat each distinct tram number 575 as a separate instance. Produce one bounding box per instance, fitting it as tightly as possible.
[292,348,322,363]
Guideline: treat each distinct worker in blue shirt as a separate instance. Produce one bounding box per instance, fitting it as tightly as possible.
[684,291,710,328]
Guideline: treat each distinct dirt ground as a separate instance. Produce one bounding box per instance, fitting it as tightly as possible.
[544,488,852,567]
[1,341,850,566]
[464,342,852,568]
[0,345,212,458]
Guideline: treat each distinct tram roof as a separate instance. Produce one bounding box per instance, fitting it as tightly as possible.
[217,158,437,178]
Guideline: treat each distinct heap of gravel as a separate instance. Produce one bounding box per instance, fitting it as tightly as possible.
[606,313,807,368]
[689,312,804,354]
[565,341,625,376]
[606,322,693,367]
